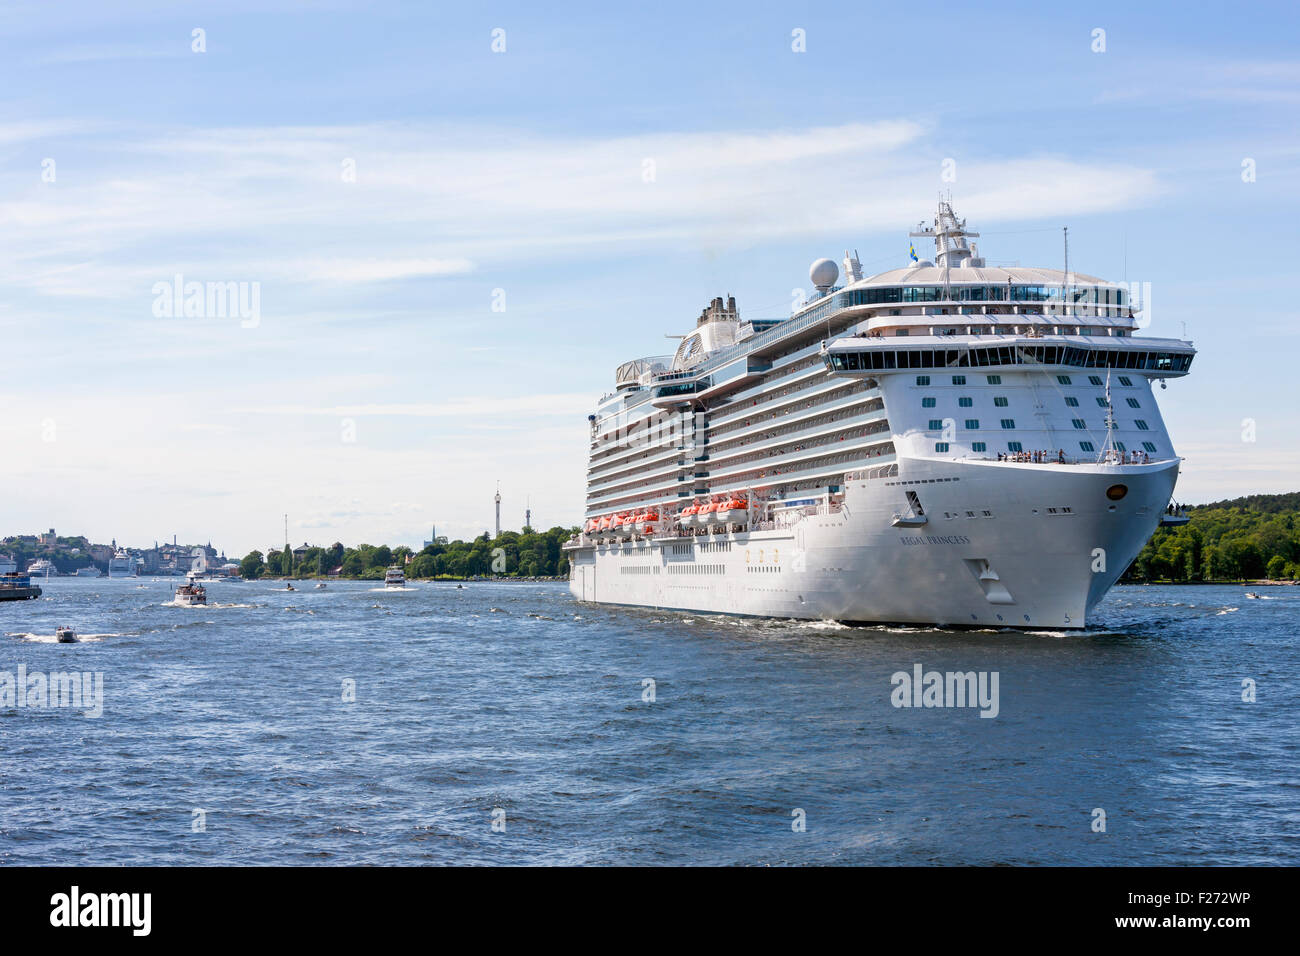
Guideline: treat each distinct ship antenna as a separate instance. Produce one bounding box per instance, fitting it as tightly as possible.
[1099,369,1118,463]
[1063,226,1070,319]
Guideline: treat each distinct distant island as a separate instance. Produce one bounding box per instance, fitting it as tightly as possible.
[238,526,578,581]
[1121,491,1300,583]
[7,491,1298,585]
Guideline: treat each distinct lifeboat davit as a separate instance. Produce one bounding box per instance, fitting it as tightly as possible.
[700,500,721,526]
[679,503,699,527]
[638,509,660,535]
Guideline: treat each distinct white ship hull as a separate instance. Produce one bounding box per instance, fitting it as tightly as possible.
[569,458,1177,629]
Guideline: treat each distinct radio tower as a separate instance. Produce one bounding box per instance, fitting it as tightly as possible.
[494,483,502,539]
[525,497,531,531]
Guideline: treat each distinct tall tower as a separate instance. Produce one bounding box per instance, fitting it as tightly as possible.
[525,498,531,531]
[494,483,502,539]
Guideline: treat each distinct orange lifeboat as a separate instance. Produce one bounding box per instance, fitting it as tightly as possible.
[680,502,700,527]
[598,515,613,538]
[717,496,748,523]
[699,500,721,526]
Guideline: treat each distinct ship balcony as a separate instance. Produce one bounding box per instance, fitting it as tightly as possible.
[587,439,690,483]
[709,451,897,498]
[709,375,870,429]
[708,388,882,446]
[707,403,889,460]
[706,433,895,488]
[707,408,890,470]
[586,457,691,497]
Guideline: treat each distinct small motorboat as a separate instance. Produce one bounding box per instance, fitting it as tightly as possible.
[174,574,208,606]
[315,581,327,589]
[1245,592,1261,599]
[55,625,78,643]
[384,565,406,589]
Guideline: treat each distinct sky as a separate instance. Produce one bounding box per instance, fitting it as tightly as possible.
[1,0,1297,556]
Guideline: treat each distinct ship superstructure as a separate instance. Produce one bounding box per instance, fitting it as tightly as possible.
[563,202,1195,629]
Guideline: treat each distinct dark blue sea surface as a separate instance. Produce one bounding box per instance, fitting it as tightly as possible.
[1,578,1296,865]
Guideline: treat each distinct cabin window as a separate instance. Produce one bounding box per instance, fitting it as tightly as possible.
[1126,398,1141,408]
[985,375,1001,384]
[1057,375,1072,385]
[1135,420,1149,430]
[1072,419,1087,429]
[1000,419,1016,429]
[1080,441,1095,452]
[994,396,1009,407]
[1088,375,1103,386]
[1142,442,1157,453]
[951,375,966,385]
[972,442,987,452]
[1096,397,1109,407]
[964,419,979,430]
[1065,396,1079,407]
[1118,376,1133,386]
[935,442,950,452]
[958,396,973,408]
[928,419,943,430]
[916,375,930,386]
[1007,441,1023,452]
[922,397,936,408]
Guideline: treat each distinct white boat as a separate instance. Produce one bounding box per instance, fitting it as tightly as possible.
[384,565,406,588]
[76,567,103,578]
[107,549,136,578]
[565,201,1195,629]
[174,573,207,606]
[56,625,78,643]
[315,581,327,589]
[26,559,56,578]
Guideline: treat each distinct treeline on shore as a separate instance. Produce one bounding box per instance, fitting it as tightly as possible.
[1122,491,1300,582]
[239,527,579,580]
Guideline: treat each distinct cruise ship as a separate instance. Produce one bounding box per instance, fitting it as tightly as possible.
[564,202,1195,629]
[107,549,136,578]
[25,558,57,579]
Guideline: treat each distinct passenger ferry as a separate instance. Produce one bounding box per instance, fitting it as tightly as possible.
[0,573,41,602]
[384,565,406,589]
[564,202,1195,629]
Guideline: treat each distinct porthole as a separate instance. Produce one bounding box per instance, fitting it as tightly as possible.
[1106,484,1128,501]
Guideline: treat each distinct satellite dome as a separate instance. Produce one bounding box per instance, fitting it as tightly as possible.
[809,258,839,290]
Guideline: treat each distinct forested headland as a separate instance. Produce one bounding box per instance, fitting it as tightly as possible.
[1122,491,1300,582]
[239,527,578,580]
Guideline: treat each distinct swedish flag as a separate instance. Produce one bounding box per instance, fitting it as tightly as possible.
[909,243,919,262]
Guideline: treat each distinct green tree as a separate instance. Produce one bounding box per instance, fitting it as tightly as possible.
[240,550,265,579]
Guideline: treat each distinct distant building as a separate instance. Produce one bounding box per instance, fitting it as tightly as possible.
[38,528,56,546]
